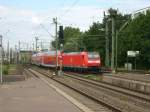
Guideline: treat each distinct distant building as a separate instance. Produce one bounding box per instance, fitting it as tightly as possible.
[132,6,150,19]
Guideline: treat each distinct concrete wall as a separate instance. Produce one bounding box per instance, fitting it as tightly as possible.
[102,75,150,94]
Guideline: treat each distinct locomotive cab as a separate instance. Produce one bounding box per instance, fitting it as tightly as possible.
[87,52,101,69]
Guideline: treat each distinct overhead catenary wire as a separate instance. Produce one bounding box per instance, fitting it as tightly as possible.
[39,24,55,38]
[38,0,79,41]
[36,0,103,42]
[38,0,79,25]
[58,0,80,18]
[59,0,68,9]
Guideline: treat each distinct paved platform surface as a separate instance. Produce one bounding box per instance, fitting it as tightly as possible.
[0,76,82,112]
[102,73,150,94]
[110,73,150,83]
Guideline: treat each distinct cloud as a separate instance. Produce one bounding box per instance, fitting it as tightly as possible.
[0,5,105,48]
[32,16,41,24]
[0,0,150,49]
[0,6,43,48]
[57,6,105,31]
[95,0,150,13]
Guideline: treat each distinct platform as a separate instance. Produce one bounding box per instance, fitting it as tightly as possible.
[102,73,150,94]
[0,75,83,112]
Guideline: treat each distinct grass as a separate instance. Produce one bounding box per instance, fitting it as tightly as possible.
[1,65,9,75]
[82,74,102,81]
[1,64,17,75]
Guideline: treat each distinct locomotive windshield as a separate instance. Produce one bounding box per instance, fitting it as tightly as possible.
[88,52,100,59]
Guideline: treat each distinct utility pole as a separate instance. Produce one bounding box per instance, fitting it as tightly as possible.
[0,35,3,84]
[15,45,18,64]
[32,43,34,52]
[115,31,118,71]
[111,17,115,73]
[35,37,39,52]
[108,9,117,73]
[27,43,29,51]
[41,40,43,51]
[8,42,10,64]
[53,17,58,74]
[115,20,130,71]
[10,48,13,63]
[7,41,10,63]
[104,12,110,68]
[10,48,12,63]
[18,41,21,63]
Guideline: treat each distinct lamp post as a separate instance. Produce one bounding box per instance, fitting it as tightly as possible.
[0,35,3,84]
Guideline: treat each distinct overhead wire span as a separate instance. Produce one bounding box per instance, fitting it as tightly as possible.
[58,0,80,18]
[36,0,80,40]
[38,0,68,24]
[39,24,55,38]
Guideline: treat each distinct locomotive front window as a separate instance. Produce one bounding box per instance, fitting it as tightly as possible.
[88,52,100,59]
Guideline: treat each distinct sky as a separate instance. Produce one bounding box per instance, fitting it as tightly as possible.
[0,0,150,50]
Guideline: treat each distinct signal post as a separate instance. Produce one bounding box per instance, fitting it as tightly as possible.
[58,26,64,76]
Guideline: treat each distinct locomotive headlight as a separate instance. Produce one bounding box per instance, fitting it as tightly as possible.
[88,60,100,63]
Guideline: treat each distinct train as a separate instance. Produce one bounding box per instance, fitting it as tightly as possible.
[31,51,101,72]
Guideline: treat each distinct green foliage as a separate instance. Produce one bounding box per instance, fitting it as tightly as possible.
[82,22,105,63]
[63,27,83,51]
[64,27,82,42]
[3,69,8,75]
[51,26,83,52]
[82,9,130,65]
[83,75,102,81]
[51,8,150,69]
[118,11,150,69]
[3,64,9,75]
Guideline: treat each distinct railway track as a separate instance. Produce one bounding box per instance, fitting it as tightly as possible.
[29,67,150,112]
[64,71,150,94]
[25,68,115,112]
[64,72,150,97]
[38,66,150,83]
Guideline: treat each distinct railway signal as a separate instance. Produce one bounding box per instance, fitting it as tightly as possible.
[58,26,64,75]
[59,26,64,44]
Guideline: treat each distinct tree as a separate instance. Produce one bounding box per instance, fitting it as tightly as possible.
[83,22,105,63]
[118,11,150,69]
[51,8,132,68]
[51,26,83,52]
[82,9,130,66]
[63,27,83,51]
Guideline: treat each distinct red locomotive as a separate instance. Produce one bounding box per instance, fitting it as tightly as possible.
[31,51,101,72]
[62,52,101,71]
